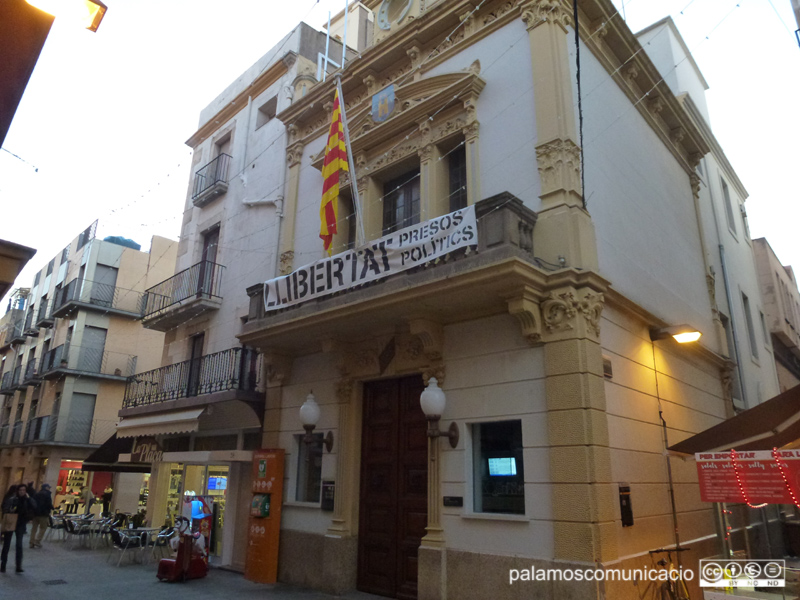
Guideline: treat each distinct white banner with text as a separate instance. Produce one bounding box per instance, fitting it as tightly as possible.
[263,205,477,312]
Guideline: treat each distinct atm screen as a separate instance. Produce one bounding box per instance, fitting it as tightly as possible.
[488,457,517,476]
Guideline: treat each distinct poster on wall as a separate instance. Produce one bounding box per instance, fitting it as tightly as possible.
[695,450,800,504]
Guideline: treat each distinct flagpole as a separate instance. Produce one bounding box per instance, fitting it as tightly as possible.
[335,73,366,247]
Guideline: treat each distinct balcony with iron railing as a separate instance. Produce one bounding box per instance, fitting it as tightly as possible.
[140,261,225,332]
[22,415,115,446]
[123,346,259,409]
[0,371,14,395]
[22,308,39,338]
[10,420,23,444]
[8,318,26,345]
[21,357,41,386]
[192,153,231,208]
[36,300,55,328]
[10,365,25,391]
[40,344,136,382]
[241,193,540,354]
[51,278,144,319]
[0,423,8,445]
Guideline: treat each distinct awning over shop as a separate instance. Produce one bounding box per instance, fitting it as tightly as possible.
[116,408,205,439]
[669,383,800,455]
[81,434,151,473]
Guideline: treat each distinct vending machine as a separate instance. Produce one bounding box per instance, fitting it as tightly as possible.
[244,449,284,584]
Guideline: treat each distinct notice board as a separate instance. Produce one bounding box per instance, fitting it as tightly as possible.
[695,450,800,504]
[244,449,285,583]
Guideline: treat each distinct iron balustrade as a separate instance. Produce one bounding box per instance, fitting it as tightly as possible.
[23,358,39,383]
[192,153,231,200]
[140,260,225,319]
[21,415,113,445]
[40,344,136,378]
[10,421,22,444]
[23,415,56,443]
[9,318,25,343]
[22,308,37,335]
[0,371,12,393]
[124,347,259,408]
[0,424,8,445]
[36,300,54,326]
[53,277,144,316]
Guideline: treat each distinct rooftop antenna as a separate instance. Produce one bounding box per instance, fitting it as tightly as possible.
[341,0,350,69]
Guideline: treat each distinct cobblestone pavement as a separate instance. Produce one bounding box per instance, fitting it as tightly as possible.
[0,529,383,600]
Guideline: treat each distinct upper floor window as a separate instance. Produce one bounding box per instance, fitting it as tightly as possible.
[256,96,277,130]
[448,145,468,212]
[383,169,420,235]
[742,292,759,359]
[721,178,737,235]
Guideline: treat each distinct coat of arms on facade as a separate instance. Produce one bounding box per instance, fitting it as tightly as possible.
[372,84,395,123]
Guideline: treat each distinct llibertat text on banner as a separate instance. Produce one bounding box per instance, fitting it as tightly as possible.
[263,206,477,312]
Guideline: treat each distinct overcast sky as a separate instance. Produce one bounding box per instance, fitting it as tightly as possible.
[1,0,798,310]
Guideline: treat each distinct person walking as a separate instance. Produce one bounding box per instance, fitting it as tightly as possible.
[1,484,36,573]
[80,486,94,515]
[102,485,113,516]
[29,483,53,548]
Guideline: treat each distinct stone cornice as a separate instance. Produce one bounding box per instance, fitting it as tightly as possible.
[185,52,294,149]
[276,0,517,143]
[278,0,709,178]
[678,93,748,201]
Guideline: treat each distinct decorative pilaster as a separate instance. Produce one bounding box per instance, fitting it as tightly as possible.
[462,96,481,207]
[541,282,615,564]
[279,139,304,274]
[328,377,355,535]
[524,0,598,271]
[262,353,293,447]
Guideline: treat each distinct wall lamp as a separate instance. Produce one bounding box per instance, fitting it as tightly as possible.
[299,391,334,452]
[26,0,108,32]
[420,377,459,449]
[650,324,702,344]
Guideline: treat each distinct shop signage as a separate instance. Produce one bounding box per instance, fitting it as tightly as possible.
[263,206,477,312]
[131,437,164,463]
[695,450,800,504]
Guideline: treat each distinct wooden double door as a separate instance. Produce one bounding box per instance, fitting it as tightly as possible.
[358,376,428,599]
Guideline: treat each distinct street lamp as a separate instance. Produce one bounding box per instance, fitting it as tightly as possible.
[299,391,333,452]
[26,0,107,32]
[419,377,459,449]
[650,324,702,344]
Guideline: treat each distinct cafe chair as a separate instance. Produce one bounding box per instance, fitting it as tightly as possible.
[44,514,66,542]
[108,527,147,567]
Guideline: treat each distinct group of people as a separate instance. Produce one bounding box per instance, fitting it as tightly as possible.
[0,482,54,574]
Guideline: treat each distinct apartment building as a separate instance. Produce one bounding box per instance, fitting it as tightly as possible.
[754,238,800,392]
[0,223,176,512]
[115,1,781,598]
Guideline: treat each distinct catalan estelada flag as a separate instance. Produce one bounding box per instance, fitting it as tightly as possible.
[320,89,349,255]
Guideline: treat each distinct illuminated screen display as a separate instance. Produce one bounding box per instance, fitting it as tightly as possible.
[208,477,228,491]
[488,457,517,476]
